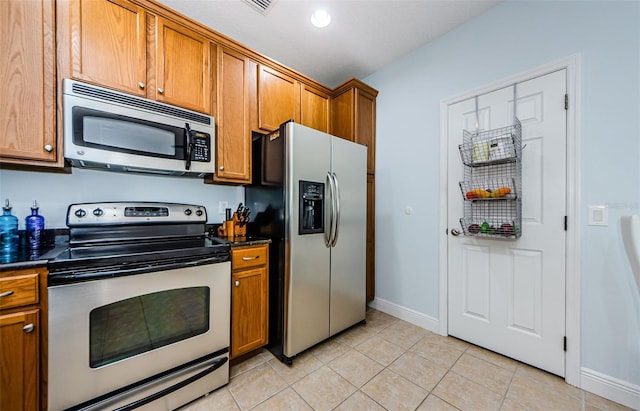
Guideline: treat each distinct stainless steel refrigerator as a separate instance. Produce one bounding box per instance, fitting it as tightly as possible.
[246,121,367,364]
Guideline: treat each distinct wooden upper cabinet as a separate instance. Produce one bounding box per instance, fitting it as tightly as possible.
[301,84,330,133]
[258,65,300,131]
[211,47,251,184]
[68,0,212,114]
[155,17,211,114]
[331,79,378,174]
[0,0,57,166]
[70,0,147,97]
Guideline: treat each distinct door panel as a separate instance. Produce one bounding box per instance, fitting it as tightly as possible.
[285,123,331,357]
[448,70,567,376]
[329,137,367,335]
[462,245,491,321]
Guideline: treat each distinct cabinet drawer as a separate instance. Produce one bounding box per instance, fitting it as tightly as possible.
[232,245,268,270]
[0,273,39,310]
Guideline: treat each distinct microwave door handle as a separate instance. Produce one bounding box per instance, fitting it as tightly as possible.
[184,123,194,170]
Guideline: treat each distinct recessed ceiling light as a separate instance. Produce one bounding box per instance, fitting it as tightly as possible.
[310,9,331,28]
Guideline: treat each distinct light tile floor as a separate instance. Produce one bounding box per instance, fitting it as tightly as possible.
[181,309,633,411]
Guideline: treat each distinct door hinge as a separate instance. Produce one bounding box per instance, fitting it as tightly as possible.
[564,216,568,231]
[564,94,569,110]
[564,336,567,351]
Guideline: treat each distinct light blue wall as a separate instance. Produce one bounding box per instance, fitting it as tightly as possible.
[365,0,640,386]
[0,168,243,228]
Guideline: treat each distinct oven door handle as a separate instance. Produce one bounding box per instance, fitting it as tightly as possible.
[113,356,228,411]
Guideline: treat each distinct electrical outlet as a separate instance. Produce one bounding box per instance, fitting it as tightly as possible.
[218,201,228,214]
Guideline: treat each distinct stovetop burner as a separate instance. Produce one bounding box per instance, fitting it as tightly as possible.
[47,202,230,285]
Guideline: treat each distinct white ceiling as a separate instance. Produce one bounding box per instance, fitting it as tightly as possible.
[157,0,501,88]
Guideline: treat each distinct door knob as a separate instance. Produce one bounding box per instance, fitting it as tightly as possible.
[451,228,462,236]
[138,81,145,89]
[219,166,224,171]
[157,87,164,95]
[23,323,34,333]
[234,280,240,287]
[44,144,53,152]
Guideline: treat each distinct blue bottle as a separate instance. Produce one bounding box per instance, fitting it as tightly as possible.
[0,199,19,254]
[25,201,45,250]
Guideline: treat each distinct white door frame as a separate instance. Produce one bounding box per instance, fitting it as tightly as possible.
[438,53,582,387]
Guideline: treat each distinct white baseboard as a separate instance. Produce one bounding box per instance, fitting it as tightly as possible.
[368,297,441,335]
[581,367,640,410]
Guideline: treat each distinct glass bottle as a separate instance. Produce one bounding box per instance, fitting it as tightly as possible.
[25,200,45,250]
[0,199,19,254]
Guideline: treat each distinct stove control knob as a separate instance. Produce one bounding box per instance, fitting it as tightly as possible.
[74,209,87,218]
[93,208,104,217]
[196,209,203,217]
[184,208,192,216]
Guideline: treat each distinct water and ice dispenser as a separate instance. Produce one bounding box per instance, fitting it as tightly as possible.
[299,181,324,234]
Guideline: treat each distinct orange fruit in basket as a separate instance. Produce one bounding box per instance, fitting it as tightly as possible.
[471,189,491,198]
[491,187,511,198]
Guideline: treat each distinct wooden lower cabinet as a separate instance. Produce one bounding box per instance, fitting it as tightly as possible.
[0,267,47,411]
[230,244,268,359]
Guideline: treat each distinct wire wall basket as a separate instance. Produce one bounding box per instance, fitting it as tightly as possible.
[458,115,522,240]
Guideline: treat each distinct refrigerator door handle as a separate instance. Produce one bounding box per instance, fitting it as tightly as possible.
[326,171,335,247]
[331,172,340,247]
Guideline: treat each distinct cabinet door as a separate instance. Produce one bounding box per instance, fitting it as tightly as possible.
[301,84,330,133]
[258,65,300,131]
[70,0,147,96]
[0,309,39,411]
[155,17,211,114]
[330,88,354,142]
[0,0,56,165]
[231,266,268,358]
[354,91,377,175]
[213,47,251,183]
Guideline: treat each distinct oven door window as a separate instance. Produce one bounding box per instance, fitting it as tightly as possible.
[89,287,210,368]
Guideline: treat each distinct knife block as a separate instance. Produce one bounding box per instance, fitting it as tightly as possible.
[232,212,246,236]
[217,214,246,238]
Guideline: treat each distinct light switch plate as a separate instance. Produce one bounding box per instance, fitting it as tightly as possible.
[588,205,608,226]
[218,201,228,214]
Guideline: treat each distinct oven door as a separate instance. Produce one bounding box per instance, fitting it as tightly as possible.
[48,262,230,411]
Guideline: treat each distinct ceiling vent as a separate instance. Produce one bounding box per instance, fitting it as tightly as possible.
[241,0,277,16]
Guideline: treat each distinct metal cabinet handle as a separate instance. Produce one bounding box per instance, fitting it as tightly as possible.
[44,144,53,152]
[219,166,224,171]
[23,323,34,333]
[451,228,462,236]
[241,256,259,261]
[0,291,13,298]
[234,280,240,287]
[157,87,164,95]
[138,81,145,89]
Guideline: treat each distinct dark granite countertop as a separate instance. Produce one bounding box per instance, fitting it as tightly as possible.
[208,235,271,247]
[0,230,69,272]
[1,228,270,272]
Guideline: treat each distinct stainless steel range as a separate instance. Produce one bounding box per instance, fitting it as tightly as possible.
[47,202,230,411]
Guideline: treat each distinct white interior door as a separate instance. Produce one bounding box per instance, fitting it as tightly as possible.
[447,70,567,376]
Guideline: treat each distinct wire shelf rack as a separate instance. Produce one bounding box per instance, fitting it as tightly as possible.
[458,117,522,240]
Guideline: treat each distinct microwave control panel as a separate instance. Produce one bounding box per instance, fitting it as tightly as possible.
[192,132,211,162]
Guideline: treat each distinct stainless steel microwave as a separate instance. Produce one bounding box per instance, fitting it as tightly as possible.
[63,79,214,177]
